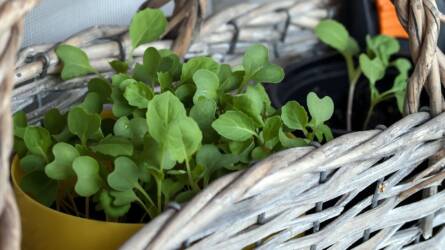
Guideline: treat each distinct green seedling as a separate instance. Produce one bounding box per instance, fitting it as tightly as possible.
[315,19,411,130]
[13,9,335,222]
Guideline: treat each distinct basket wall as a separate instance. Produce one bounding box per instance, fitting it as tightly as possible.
[0,0,37,250]
[12,0,335,123]
[122,0,445,249]
[6,0,445,249]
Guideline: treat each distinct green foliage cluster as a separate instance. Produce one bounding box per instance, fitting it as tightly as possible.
[14,9,334,221]
[315,20,412,130]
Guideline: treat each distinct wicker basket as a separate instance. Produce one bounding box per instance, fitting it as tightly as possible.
[12,0,334,123]
[3,0,445,249]
[0,0,37,249]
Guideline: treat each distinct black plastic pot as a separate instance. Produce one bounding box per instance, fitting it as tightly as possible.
[338,0,445,52]
[266,53,405,134]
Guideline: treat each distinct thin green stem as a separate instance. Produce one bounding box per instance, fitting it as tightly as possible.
[139,213,148,223]
[157,148,165,213]
[127,48,135,66]
[185,158,200,192]
[81,135,87,147]
[344,54,362,132]
[379,90,395,101]
[237,75,250,94]
[136,197,153,218]
[346,83,356,132]
[156,180,162,214]
[135,183,156,209]
[85,197,90,219]
[363,102,376,130]
[344,54,355,81]
[61,200,75,214]
[68,193,80,216]
[93,69,105,80]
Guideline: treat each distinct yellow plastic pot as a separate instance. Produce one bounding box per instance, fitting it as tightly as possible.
[12,155,143,250]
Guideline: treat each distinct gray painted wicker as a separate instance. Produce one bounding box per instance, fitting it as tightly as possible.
[121,0,445,249]
[122,112,445,249]
[12,0,335,123]
[4,0,445,249]
[0,0,37,250]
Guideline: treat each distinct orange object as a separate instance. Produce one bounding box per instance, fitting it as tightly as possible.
[376,0,408,38]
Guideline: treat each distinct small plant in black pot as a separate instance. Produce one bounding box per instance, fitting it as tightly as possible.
[267,19,412,133]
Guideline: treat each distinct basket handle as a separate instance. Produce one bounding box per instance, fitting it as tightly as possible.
[393,0,444,116]
[139,0,207,56]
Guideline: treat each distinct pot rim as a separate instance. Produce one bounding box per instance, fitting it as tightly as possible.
[11,155,144,226]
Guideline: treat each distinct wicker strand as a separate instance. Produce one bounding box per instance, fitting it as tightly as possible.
[119,111,445,249]
[0,0,37,249]
[392,0,445,240]
[4,0,445,249]
[11,0,335,120]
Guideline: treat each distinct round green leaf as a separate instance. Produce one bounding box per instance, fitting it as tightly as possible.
[110,189,137,206]
[142,137,176,170]
[315,20,350,54]
[45,142,79,180]
[243,44,269,77]
[124,81,154,109]
[181,57,219,84]
[21,171,57,207]
[190,98,218,143]
[13,111,27,138]
[263,116,282,149]
[90,136,134,157]
[99,190,131,218]
[20,154,46,174]
[146,91,187,143]
[56,44,95,80]
[366,35,399,65]
[192,69,220,104]
[109,60,129,73]
[111,86,133,118]
[281,101,308,131]
[307,92,334,126]
[43,108,65,135]
[232,94,264,127]
[68,107,102,145]
[129,9,167,48]
[165,117,203,163]
[107,157,139,191]
[88,78,112,103]
[359,54,386,85]
[252,63,284,84]
[113,117,132,139]
[24,127,52,160]
[72,156,101,197]
[251,146,270,160]
[79,92,103,114]
[212,110,257,141]
[278,128,307,148]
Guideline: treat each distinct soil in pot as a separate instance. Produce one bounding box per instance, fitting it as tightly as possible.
[266,53,421,134]
[11,110,144,250]
[11,156,143,250]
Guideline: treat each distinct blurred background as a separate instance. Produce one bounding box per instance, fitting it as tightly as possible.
[22,0,277,47]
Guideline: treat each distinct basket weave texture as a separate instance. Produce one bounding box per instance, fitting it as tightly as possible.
[12,0,334,123]
[0,0,36,250]
[122,1,445,249]
[3,0,445,249]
